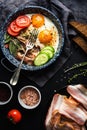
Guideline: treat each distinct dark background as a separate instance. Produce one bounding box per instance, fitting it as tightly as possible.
[0,0,87,130]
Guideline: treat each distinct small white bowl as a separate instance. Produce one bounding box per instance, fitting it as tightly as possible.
[0,81,13,105]
[18,85,41,109]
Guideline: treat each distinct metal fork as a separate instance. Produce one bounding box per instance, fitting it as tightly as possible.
[10,41,34,86]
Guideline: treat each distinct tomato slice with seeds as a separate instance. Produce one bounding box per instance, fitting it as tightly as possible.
[16,15,31,28]
[7,26,19,36]
[10,20,22,33]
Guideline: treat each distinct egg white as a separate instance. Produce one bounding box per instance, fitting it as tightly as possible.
[26,14,59,52]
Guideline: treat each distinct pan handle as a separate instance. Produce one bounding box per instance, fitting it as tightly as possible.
[1,58,16,72]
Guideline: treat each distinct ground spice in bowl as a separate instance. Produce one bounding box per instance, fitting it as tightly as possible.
[20,87,39,106]
[18,85,41,109]
[0,82,13,105]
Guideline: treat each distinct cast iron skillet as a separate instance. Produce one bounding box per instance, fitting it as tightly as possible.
[0,5,64,71]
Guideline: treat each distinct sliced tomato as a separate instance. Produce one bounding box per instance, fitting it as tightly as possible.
[10,20,22,33]
[7,26,19,36]
[16,15,31,28]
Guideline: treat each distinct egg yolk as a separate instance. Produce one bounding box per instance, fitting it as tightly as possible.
[38,29,52,43]
[31,14,45,28]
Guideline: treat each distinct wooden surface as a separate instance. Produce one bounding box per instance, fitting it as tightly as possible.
[73,36,87,54]
[69,21,87,40]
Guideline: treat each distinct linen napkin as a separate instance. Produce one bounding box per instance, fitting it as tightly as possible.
[0,0,75,87]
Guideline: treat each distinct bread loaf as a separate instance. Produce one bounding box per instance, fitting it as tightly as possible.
[73,36,87,53]
[69,21,87,40]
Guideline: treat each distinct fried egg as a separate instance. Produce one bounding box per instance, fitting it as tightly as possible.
[26,13,59,52]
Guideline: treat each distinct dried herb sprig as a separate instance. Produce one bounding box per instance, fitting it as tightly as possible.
[68,69,87,83]
[28,29,38,43]
[64,62,87,73]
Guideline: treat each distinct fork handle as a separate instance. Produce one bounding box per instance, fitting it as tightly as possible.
[10,67,21,86]
[10,49,28,86]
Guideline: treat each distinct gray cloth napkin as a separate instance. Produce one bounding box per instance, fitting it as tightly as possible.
[59,0,87,23]
[0,0,86,87]
[23,0,74,87]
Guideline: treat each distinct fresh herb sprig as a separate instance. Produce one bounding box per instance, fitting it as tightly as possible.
[68,69,87,83]
[64,62,87,73]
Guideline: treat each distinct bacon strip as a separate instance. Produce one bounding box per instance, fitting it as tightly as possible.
[45,84,87,130]
[46,94,87,125]
[58,96,87,125]
[45,94,60,127]
[45,94,87,130]
[67,84,87,109]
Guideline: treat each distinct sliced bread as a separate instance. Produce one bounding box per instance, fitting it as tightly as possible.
[73,36,87,53]
[69,21,87,40]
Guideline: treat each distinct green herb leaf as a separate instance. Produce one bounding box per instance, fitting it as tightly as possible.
[4,33,12,44]
[9,41,18,56]
[9,39,22,56]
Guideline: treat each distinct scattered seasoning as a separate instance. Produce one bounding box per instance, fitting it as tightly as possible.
[0,84,11,102]
[20,87,39,106]
[64,76,67,79]
[64,62,87,73]
[68,69,87,83]
[56,80,59,83]
[54,90,57,93]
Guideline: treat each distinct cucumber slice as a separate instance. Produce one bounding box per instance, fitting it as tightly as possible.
[40,49,54,59]
[34,53,49,66]
[42,46,55,52]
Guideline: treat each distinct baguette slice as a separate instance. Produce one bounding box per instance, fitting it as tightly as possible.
[73,36,87,53]
[69,21,87,40]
